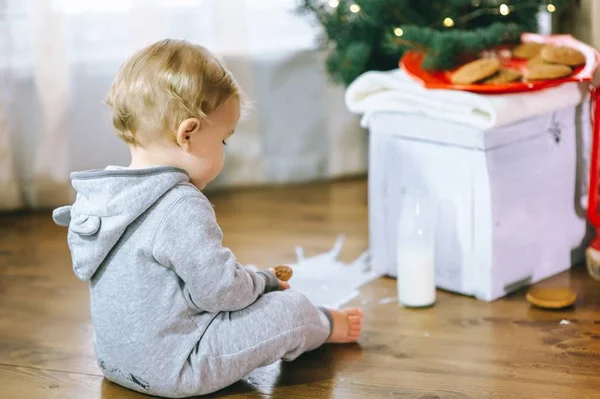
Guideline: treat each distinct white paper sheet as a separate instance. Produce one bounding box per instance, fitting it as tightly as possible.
[250,236,380,309]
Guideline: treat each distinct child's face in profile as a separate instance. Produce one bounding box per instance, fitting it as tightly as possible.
[178,96,240,189]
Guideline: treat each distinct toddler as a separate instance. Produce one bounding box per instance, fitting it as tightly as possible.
[52,39,363,398]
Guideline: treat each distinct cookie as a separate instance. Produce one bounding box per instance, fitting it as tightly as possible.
[512,42,545,59]
[541,45,585,67]
[451,58,501,85]
[483,68,522,84]
[526,287,577,309]
[524,64,572,81]
[274,265,293,282]
[527,55,547,67]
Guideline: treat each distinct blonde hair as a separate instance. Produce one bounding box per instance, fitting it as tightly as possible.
[106,39,241,145]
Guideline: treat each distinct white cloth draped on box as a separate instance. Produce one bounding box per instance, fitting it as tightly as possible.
[0,0,366,211]
[345,69,584,130]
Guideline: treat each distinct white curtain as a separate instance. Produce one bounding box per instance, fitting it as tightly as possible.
[0,0,367,210]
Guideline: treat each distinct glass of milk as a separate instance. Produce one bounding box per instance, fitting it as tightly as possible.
[396,186,436,308]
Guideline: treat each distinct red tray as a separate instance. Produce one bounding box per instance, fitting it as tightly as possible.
[400,33,600,94]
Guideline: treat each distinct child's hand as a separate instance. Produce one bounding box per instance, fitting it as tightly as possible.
[278,279,290,291]
[269,268,291,291]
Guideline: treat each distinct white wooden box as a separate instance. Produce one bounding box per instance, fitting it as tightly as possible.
[368,104,590,301]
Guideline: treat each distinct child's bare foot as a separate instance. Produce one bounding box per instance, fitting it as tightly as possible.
[326,308,363,343]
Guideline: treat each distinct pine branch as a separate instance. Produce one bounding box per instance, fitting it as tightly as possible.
[297,0,568,85]
[384,22,523,70]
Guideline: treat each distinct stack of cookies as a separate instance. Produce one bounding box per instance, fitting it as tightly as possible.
[449,41,586,85]
[514,42,585,81]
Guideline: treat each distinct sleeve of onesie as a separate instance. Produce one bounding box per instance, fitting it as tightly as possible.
[151,194,280,313]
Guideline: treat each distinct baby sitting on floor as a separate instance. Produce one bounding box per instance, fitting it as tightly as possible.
[52,39,363,397]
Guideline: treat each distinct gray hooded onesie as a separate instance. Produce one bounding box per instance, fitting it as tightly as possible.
[52,166,332,397]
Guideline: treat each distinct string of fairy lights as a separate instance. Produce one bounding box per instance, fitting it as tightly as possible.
[325,0,559,37]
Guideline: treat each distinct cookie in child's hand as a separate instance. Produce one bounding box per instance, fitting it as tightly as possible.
[274,265,293,281]
[541,45,585,67]
[451,58,500,85]
[483,68,522,84]
[525,64,572,81]
[512,42,545,59]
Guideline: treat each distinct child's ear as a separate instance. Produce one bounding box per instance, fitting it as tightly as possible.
[176,118,202,151]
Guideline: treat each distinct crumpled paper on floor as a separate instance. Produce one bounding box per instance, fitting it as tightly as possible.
[251,236,381,309]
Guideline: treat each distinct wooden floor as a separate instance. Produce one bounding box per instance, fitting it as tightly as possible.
[3,179,600,399]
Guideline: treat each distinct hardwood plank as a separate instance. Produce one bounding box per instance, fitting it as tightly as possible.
[0,364,150,399]
[3,179,600,398]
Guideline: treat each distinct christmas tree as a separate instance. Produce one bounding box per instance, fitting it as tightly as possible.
[298,0,568,85]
